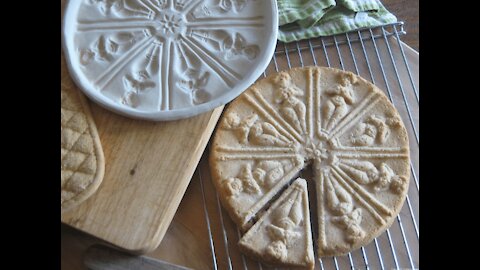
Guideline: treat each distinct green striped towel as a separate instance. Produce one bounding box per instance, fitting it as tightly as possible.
[278,0,397,42]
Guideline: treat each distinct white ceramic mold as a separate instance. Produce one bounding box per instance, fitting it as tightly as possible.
[63,0,278,121]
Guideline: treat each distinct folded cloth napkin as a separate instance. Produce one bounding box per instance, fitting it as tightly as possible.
[278,0,397,42]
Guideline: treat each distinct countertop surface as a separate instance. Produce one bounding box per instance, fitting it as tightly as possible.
[61,1,418,269]
[383,0,419,51]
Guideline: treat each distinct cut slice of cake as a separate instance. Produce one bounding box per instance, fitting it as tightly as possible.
[239,178,314,270]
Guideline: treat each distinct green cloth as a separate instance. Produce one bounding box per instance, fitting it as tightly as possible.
[278,0,397,42]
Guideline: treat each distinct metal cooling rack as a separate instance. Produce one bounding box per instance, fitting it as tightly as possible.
[196,22,419,270]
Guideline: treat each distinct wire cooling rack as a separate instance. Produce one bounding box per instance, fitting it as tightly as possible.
[192,22,418,270]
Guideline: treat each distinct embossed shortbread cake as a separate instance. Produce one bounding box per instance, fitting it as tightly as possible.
[61,56,105,213]
[210,66,410,264]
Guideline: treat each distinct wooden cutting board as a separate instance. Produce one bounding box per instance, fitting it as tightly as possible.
[60,0,224,250]
[61,49,223,252]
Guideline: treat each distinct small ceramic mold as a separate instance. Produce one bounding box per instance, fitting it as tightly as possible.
[63,0,278,121]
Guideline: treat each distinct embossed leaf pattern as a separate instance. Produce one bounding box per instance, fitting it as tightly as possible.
[75,0,264,111]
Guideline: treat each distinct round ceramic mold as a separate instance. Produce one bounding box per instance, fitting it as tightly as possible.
[63,0,278,121]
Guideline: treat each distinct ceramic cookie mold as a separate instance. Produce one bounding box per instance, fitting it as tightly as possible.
[63,0,278,121]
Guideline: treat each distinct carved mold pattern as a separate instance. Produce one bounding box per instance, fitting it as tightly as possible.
[79,33,135,65]
[214,68,410,251]
[191,30,260,60]
[218,0,255,13]
[73,0,264,110]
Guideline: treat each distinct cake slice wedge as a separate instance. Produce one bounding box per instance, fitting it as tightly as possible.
[239,178,314,269]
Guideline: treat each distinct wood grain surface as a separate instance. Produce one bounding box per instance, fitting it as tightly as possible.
[61,49,224,252]
[61,0,224,254]
[383,0,419,51]
[84,246,192,270]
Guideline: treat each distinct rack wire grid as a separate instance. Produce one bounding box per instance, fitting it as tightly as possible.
[195,22,418,270]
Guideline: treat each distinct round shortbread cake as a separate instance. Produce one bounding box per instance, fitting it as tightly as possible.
[210,66,410,267]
